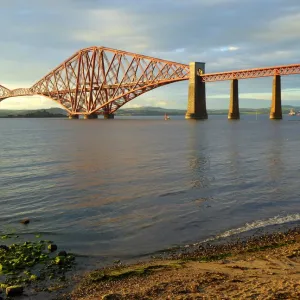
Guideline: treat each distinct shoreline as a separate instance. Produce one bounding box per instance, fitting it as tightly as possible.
[60,226,300,300]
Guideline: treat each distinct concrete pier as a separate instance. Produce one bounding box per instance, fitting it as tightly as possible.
[103,113,114,119]
[68,114,79,119]
[185,62,208,119]
[270,75,282,119]
[84,113,98,119]
[228,79,240,120]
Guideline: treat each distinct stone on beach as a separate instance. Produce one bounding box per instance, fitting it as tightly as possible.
[6,285,24,296]
[48,244,58,252]
[0,245,9,251]
[58,250,67,256]
[102,293,123,300]
[20,218,30,225]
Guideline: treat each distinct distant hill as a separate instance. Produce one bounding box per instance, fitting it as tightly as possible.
[0,105,298,118]
[117,105,300,116]
[0,108,67,118]
[117,107,186,116]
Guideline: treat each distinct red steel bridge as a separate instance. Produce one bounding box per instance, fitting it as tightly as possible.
[0,46,299,119]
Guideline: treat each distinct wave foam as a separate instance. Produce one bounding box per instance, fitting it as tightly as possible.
[198,213,300,245]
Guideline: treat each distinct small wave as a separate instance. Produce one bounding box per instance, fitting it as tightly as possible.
[199,213,300,245]
[159,190,186,197]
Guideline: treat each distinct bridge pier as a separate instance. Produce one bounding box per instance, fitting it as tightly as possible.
[84,113,98,119]
[185,62,208,120]
[228,79,240,120]
[270,75,282,120]
[68,114,79,119]
[103,113,114,119]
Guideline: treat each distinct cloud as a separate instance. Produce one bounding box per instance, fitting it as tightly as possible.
[255,12,300,43]
[1,0,300,110]
[213,46,239,52]
[71,8,150,52]
[0,96,58,110]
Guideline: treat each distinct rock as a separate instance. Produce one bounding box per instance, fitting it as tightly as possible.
[58,250,67,257]
[0,283,8,290]
[55,256,65,265]
[29,274,38,281]
[20,218,30,225]
[48,244,57,252]
[6,285,24,297]
[0,245,9,251]
[102,294,123,300]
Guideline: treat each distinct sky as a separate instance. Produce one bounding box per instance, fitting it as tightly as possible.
[1,0,300,110]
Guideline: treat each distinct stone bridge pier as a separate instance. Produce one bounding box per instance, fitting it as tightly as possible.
[228,79,240,120]
[186,63,283,120]
[84,113,98,119]
[68,114,79,119]
[104,113,114,119]
[185,62,208,119]
[227,75,282,120]
[270,75,282,119]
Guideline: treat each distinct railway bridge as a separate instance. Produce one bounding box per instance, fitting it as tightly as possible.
[1,46,299,120]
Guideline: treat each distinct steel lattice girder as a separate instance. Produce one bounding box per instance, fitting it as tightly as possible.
[29,46,190,114]
[2,46,300,112]
[0,85,11,100]
[10,88,32,97]
[201,64,300,82]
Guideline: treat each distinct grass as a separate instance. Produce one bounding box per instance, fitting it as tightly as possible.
[85,261,184,284]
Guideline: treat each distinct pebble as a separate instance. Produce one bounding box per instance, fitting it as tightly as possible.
[20,219,30,225]
[6,285,24,297]
[48,244,58,252]
[58,250,67,257]
[0,245,9,251]
[102,294,123,300]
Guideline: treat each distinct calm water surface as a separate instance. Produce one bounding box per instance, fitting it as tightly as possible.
[1,114,300,264]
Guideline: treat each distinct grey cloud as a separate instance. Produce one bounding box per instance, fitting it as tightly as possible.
[1,0,300,108]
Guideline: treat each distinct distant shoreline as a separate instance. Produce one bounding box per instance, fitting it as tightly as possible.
[0,115,66,118]
[0,106,298,118]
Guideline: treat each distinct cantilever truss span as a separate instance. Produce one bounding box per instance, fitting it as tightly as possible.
[2,47,300,115]
[1,47,189,115]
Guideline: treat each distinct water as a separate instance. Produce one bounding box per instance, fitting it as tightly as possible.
[1,114,300,264]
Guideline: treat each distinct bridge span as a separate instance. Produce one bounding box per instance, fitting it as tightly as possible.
[0,46,299,120]
[186,62,300,120]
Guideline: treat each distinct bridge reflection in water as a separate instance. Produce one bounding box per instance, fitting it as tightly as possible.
[1,46,300,120]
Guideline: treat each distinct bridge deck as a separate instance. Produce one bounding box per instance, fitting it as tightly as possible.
[202,63,300,82]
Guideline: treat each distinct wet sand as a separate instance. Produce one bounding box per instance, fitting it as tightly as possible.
[61,227,300,300]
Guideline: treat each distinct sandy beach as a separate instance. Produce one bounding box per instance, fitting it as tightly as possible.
[61,227,300,300]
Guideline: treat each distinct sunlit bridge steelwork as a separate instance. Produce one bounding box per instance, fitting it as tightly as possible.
[0,47,189,118]
[1,46,300,120]
[0,85,10,99]
[201,64,300,82]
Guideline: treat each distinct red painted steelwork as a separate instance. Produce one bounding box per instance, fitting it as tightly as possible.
[201,64,300,82]
[2,46,300,114]
[28,46,190,115]
[10,88,32,97]
[0,85,10,99]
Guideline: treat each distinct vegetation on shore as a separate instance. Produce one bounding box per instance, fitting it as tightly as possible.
[1,227,300,299]
[0,233,76,299]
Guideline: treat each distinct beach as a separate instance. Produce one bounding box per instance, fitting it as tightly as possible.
[61,227,300,299]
